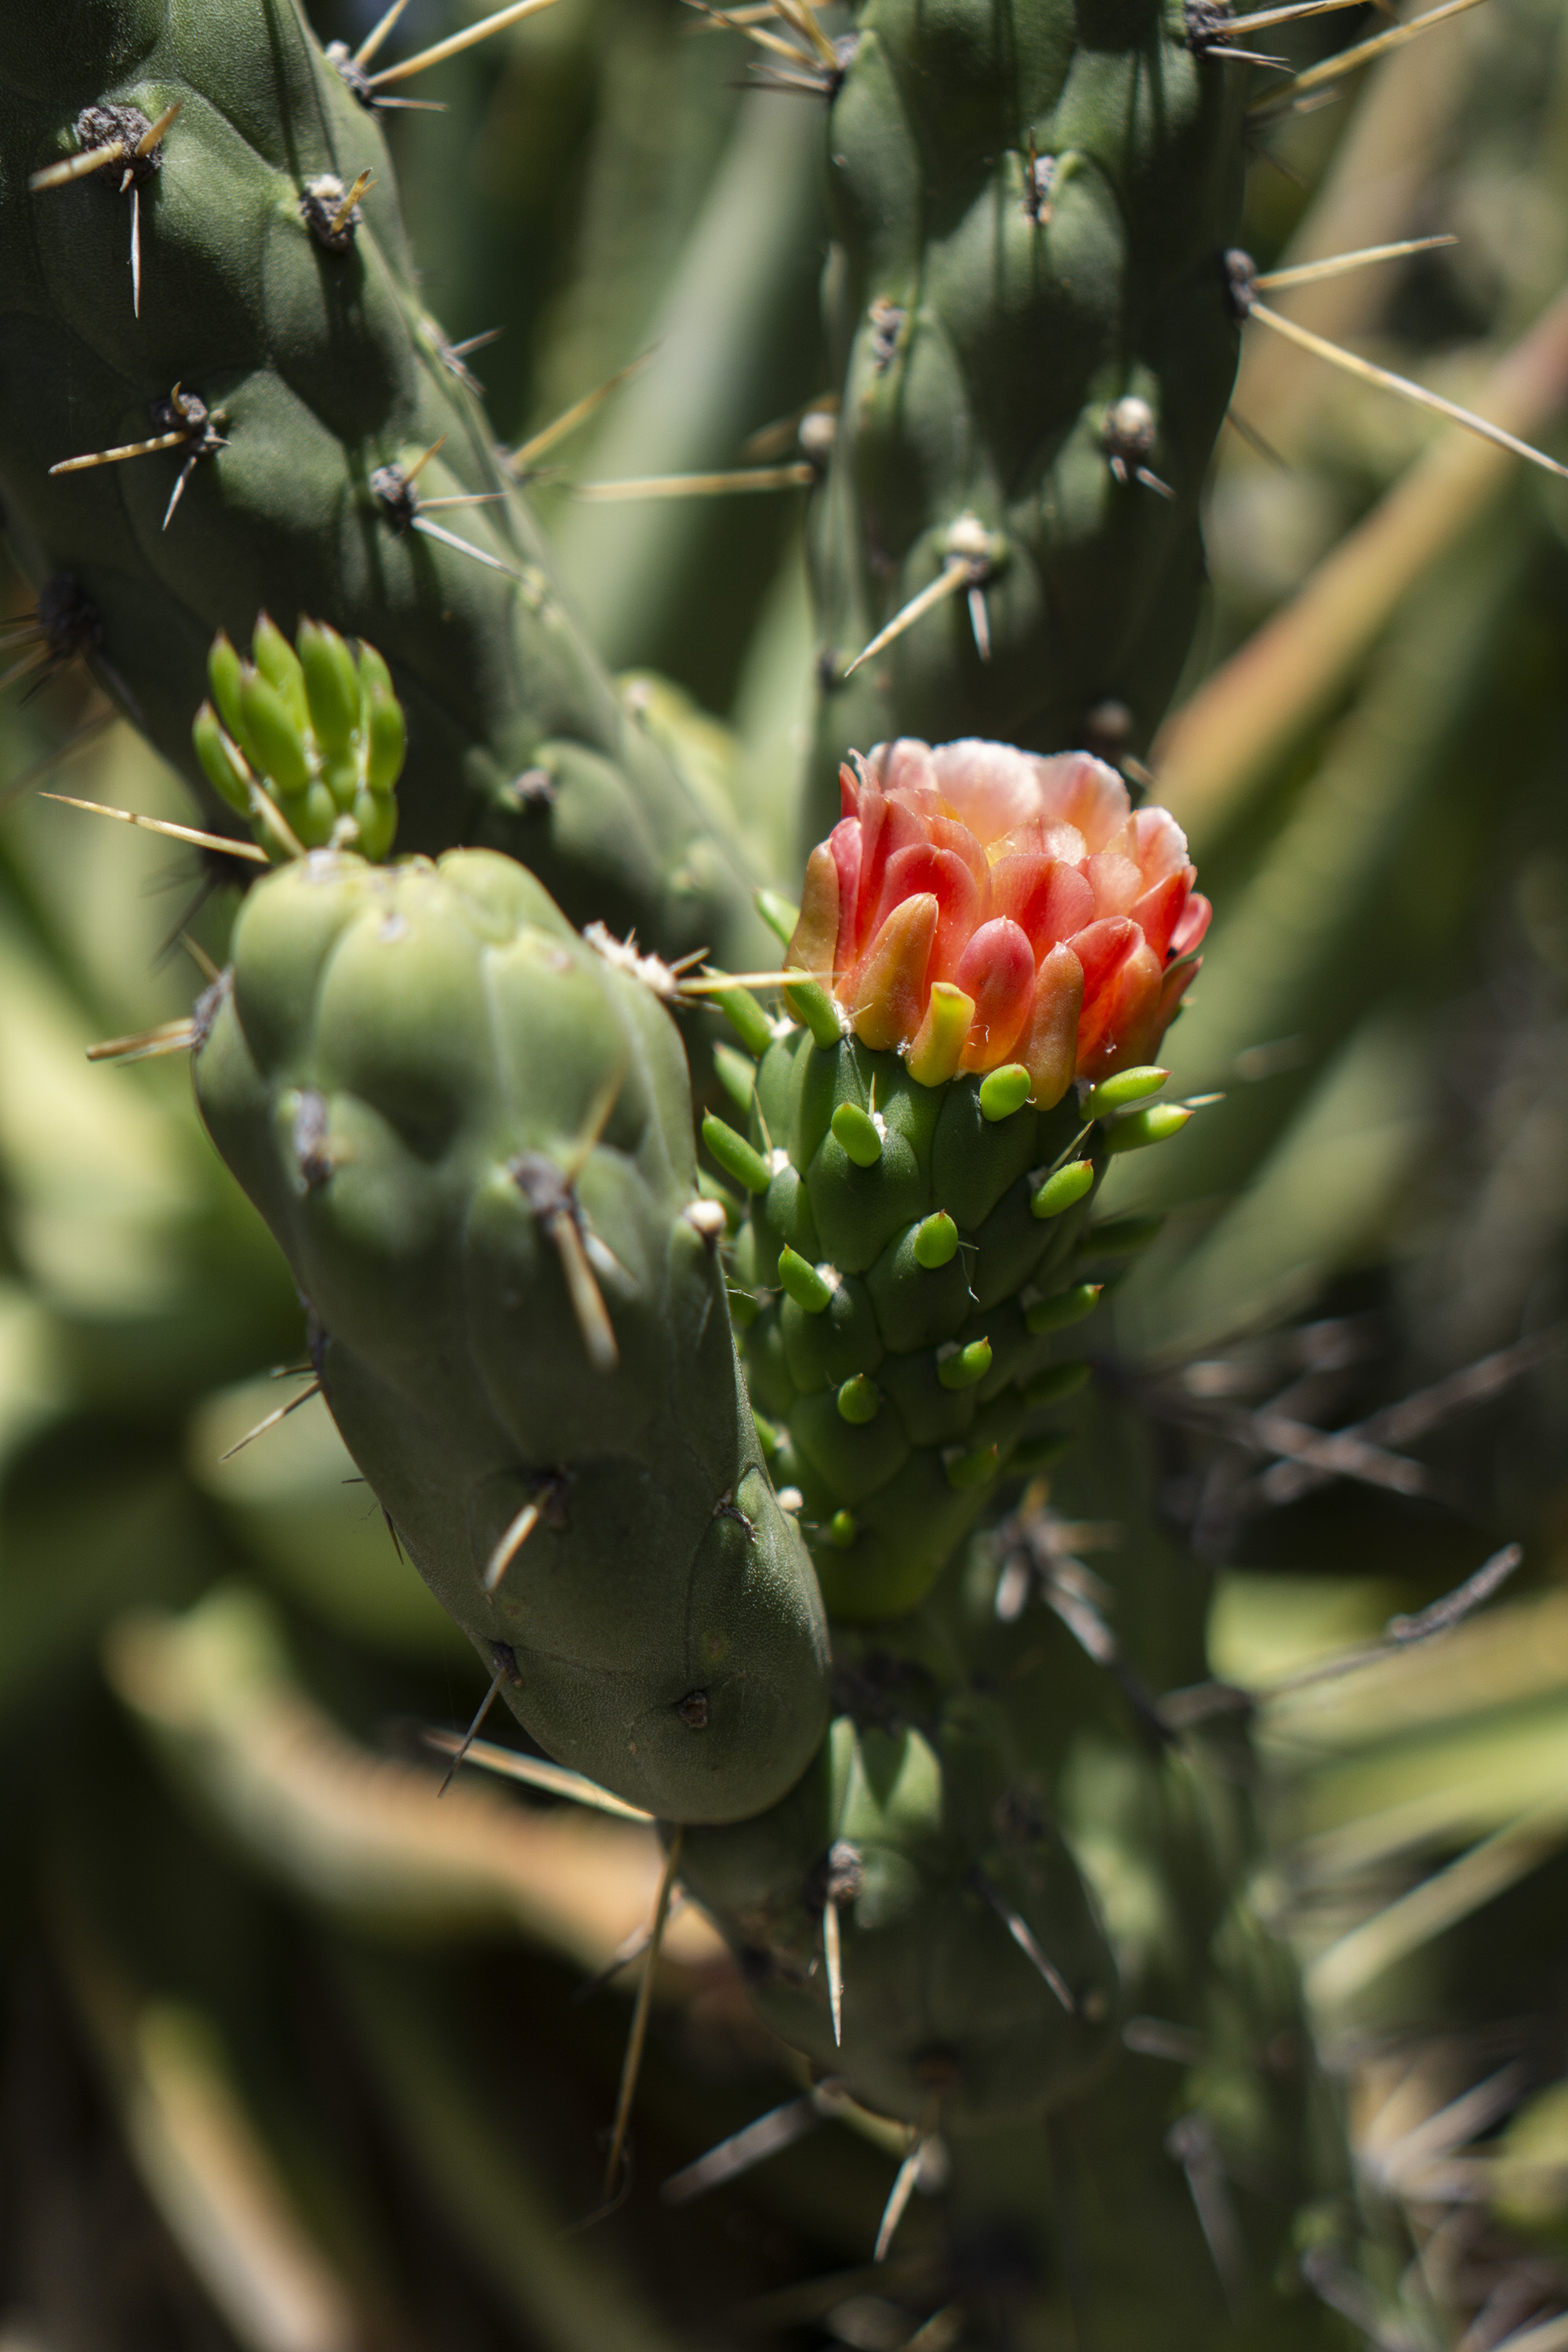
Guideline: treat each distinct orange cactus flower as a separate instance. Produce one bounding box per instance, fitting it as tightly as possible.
[788,739,1209,1105]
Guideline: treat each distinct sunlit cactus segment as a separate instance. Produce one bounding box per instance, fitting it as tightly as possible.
[192,847,829,1823]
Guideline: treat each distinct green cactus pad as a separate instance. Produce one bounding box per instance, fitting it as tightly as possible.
[0,0,767,972]
[192,847,829,1823]
[675,1686,1118,2133]
[804,0,1247,838]
[717,1012,1134,1620]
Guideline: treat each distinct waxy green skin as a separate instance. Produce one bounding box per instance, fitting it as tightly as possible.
[676,1685,1118,2132]
[192,846,829,1824]
[0,0,767,972]
[724,1017,1112,1620]
[805,0,1247,844]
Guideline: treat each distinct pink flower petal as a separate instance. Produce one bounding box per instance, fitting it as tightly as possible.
[1130,803,1191,887]
[849,893,938,1052]
[1170,892,1212,959]
[874,842,982,987]
[1029,752,1131,853]
[954,918,1036,1070]
[1084,850,1145,920]
[989,855,1094,960]
[927,739,1051,845]
[1018,943,1084,1108]
[827,816,862,972]
[1076,940,1163,1079]
[789,844,840,978]
[1066,916,1135,1001]
[1128,869,1189,960]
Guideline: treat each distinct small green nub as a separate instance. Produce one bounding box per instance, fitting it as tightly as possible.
[837,1374,880,1424]
[831,1102,884,1167]
[251,612,309,732]
[714,1044,757,1115]
[713,982,775,1059]
[1105,1104,1192,1154]
[945,1442,999,1492]
[978,1063,1032,1122]
[783,976,842,1049]
[938,1338,992,1390]
[757,888,800,946]
[829,1508,858,1548]
[1025,1282,1102,1335]
[702,1112,771,1196]
[1032,1160,1095,1219]
[1083,1215,1164,1257]
[206,632,249,751]
[353,793,397,862]
[913,1211,959,1269]
[238,668,311,799]
[296,619,360,756]
[365,683,406,797]
[777,1246,834,1313]
[1022,1361,1091,1406]
[192,701,253,818]
[1083,1065,1168,1119]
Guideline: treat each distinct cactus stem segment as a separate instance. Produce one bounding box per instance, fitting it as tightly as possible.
[38,792,269,865]
[216,1377,321,1461]
[366,0,566,89]
[968,1867,1076,2013]
[85,1015,199,1065]
[437,1642,522,1795]
[603,1826,684,2201]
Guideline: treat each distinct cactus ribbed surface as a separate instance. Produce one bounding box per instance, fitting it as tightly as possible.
[0,0,768,970]
[805,0,1247,843]
[192,841,829,1823]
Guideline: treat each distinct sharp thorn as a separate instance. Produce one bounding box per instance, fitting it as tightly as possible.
[402,434,448,485]
[572,463,814,501]
[136,98,183,154]
[969,1867,1076,2011]
[368,0,566,85]
[844,558,976,678]
[326,167,376,240]
[574,1894,690,2005]
[661,2081,842,2204]
[873,2142,927,2263]
[1216,0,1370,32]
[85,1017,199,1065]
[178,930,221,983]
[217,1377,321,1457]
[437,1655,512,1795]
[1248,298,1568,483]
[550,1214,620,1374]
[408,514,520,575]
[412,491,509,509]
[0,711,117,812]
[510,346,659,470]
[248,785,307,862]
[447,326,505,358]
[418,1728,652,1818]
[29,139,127,192]
[0,645,50,695]
[50,426,191,474]
[483,1498,541,1594]
[602,1828,683,2201]
[823,1897,844,2045]
[966,583,991,661]
[1222,407,1291,468]
[130,183,141,318]
[162,453,199,530]
[1250,0,1490,110]
[1254,234,1459,292]
[354,0,413,65]
[38,792,269,862]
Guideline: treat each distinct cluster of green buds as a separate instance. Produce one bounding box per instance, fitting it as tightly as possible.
[192,614,405,862]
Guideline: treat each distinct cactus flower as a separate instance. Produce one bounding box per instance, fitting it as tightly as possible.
[789,739,1209,1104]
